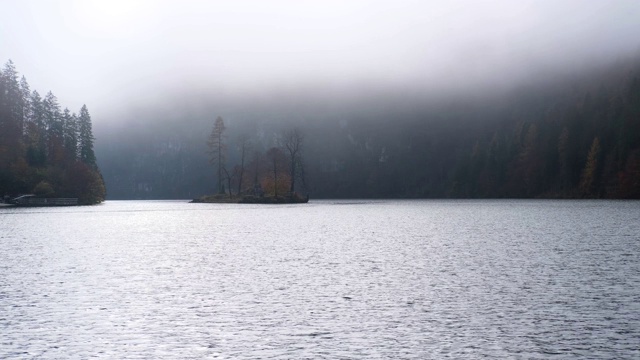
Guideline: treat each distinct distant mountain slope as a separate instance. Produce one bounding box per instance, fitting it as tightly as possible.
[96,55,640,199]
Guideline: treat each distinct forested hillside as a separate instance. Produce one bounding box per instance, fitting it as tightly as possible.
[314,59,640,199]
[0,60,105,204]
[96,55,640,199]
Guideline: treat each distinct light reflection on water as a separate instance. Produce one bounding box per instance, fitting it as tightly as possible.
[1,200,640,359]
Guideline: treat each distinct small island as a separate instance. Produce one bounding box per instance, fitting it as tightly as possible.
[191,116,309,204]
[191,192,309,204]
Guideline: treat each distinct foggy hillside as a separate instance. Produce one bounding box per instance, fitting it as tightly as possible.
[95,54,640,199]
[4,1,638,199]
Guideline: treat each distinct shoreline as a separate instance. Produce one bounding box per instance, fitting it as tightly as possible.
[191,194,309,204]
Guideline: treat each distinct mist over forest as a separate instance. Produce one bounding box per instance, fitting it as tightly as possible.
[95,53,640,199]
[2,1,640,199]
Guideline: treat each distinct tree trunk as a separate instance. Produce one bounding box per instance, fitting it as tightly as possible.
[273,157,278,197]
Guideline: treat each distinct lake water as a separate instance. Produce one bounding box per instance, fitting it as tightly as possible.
[1,200,639,359]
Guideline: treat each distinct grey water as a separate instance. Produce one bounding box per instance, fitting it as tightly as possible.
[1,200,639,359]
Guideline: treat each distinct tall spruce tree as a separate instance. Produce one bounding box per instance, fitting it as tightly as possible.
[78,104,96,167]
[43,91,64,164]
[206,116,226,194]
[62,108,78,161]
[579,137,602,197]
[19,76,31,137]
[27,90,47,166]
[0,60,24,165]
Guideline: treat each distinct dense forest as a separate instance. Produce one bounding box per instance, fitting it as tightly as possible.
[311,60,640,199]
[96,55,640,200]
[0,60,105,204]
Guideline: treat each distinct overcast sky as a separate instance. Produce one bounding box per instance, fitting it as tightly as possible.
[1,0,640,121]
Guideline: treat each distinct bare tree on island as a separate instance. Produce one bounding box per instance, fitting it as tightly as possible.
[235,134,250,195]
[222,166,233,198]
[248,149,265,195]
[266,147,288,198]
[206,116,226,194]
[283,128,304,196]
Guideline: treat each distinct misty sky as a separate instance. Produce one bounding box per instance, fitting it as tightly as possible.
[2,0,640,122]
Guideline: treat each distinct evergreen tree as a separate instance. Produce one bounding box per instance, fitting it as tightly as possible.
[579,137,602,197]
[43,91,62,133]
[62,108,78,161]
[557,126,571,192]
[43,91,64,164]
[30,90,45,131]
[19,76,31,137]
[206,116,226,194]
[26,90,47,166]
[78,104,96,166]
[513,123,543,196]
[0,61,24,164]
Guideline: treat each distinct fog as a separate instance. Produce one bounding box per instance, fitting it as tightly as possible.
[2,0,640,121]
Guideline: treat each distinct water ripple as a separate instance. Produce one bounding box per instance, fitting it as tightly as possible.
[1,200,639,358]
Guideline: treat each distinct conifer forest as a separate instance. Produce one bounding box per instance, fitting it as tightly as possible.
[0,61,105,204]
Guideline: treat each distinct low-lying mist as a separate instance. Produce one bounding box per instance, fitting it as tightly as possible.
[95,52,640,199]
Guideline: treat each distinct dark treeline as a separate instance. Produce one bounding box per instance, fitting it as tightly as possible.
[0,60,105,204]
[313,60,640,199]
[97,55,640,199]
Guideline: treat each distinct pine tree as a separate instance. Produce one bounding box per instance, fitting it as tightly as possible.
[579,137,602,197]
[206,116,226,194]
[43,91,64,164]
[19,76,31,137]
[43,92,62,133]
[557,126,571,191]
[78,104,96,166]
[62,108,78,162]
[0,60,24,165]
[516,123,542,196]
[30,90,45,131]
[25,90,46,166]
[1,61,24,126]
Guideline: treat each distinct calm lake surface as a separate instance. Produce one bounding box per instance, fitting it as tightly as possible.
[1,200,639,359]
